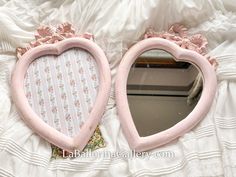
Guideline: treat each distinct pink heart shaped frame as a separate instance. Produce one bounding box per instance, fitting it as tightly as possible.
[11,38,111,152]
[115,38,217,152]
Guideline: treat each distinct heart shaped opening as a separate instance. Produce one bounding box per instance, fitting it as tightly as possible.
[24,48,100,137]
[127,49,203,137]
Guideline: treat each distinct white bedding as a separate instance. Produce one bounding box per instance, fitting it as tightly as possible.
[0,0,236,176]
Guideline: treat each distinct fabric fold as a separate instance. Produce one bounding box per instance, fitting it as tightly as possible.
[0,0,236,176]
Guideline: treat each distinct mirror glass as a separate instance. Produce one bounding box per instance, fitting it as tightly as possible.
[24,48,99,137]
[127,49,203,137]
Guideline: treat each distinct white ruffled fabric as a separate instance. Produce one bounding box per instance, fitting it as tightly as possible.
[0,0,236,176]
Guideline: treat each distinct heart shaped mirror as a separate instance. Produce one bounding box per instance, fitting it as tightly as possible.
[11,38,111,152]
[116,38,217,152]
[127,49,202,137]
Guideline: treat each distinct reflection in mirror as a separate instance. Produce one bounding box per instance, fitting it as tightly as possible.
[127,49,203,137]
[24,48,99,137]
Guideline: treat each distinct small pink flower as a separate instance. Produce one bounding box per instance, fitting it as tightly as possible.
[26,92,31,99]
[39,99,44,106]
[74,100,80,107]
[50,97,55,102]
[91,74,97,81]
[86,98,91,104]
[37,90,42,95]
[61,93,66,100]
[77,112,82,118]
[44,67,50,73]
[169,23,188,37]
[25,83,29,88]
[83,87,88,94]
[56,22,76,38]
[34,70,39,75]
[66,61,71,67]
[54,119,59,124]
[48,86,53,93]
[80,32,94,40]
[35,26,54,40]
[51,107,57,113]
[70,80,75,86]
[16,47,27,58]
[35,79,41,86]
[57,73,62,79]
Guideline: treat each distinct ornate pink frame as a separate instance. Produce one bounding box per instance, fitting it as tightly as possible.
[11,37,111,152]
[115,37,217,152]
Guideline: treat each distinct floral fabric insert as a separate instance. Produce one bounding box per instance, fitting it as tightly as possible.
[24,48,106,157]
